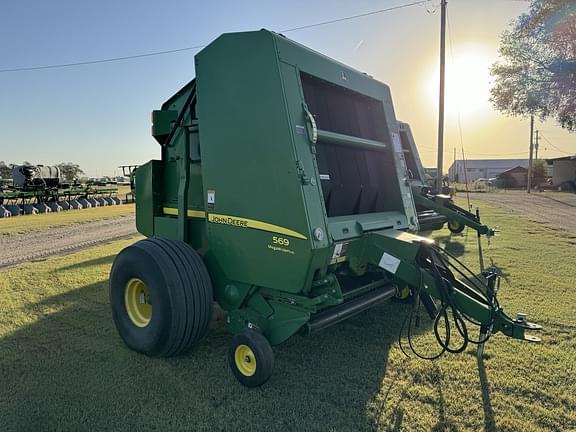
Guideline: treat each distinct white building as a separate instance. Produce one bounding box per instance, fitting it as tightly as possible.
[448,159,529,182]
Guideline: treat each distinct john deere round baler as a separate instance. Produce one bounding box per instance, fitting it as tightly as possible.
[109,30,540,387]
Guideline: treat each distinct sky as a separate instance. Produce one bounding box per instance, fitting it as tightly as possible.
[1,0,574,177]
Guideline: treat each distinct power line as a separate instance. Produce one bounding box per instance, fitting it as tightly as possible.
[465,151,527,156]
[281,1,425,32]
[446,10,468,162]
[446,6,470,205]
[443,138,573,158]
[0,45,207,73]
[539,133,574,155]
[447,146,528,156]
[0,1,426,73]
[420,147,528,156]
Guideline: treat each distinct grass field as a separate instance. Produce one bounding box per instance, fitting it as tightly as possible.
[0,199,575,431]
[0,204,134,235]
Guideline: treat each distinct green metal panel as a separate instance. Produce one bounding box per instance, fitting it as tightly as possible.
[276,35,419,230]
[196,31,313,297]
[135,160,162,237]
[398,121,428,185]
[151,109,178,141]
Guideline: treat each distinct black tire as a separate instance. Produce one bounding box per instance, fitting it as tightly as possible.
[228,330,274,388]
[109,237,213,357]
[447,220,465,234]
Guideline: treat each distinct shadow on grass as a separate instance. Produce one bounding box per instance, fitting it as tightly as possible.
[431,373,458,432]
[59,254,116,271]
[434,235,466,258]
[0,281,432,431]
[477,354,496,432]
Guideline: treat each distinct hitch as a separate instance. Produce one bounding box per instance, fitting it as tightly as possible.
[363,230,542,358]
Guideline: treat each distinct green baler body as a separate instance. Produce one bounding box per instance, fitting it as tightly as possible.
[135,30,534,346]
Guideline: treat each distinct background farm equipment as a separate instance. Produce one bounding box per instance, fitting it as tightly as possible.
[109,30,540,387]
[0,164,122,218]
[118,165,138,204]
[398,121,496,238]
[12,165,63,190]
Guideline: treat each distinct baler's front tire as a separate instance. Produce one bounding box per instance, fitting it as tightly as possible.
[447,220,465,234]
[228,330,274,387]
[109,237,213,357]
[394,284,413,303]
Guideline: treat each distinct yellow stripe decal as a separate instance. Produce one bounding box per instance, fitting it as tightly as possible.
[162,208,307,240]
[162,207,206,218]
[330,256,347,265]
[208,213,307,240]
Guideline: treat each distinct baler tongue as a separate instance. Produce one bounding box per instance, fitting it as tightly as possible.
[510,313,543,342]
[412,192,496,238]
[361,230,542,357]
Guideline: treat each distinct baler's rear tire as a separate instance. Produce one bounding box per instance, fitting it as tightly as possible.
[109,237,213,357]
[447,220,465,234]
[228,330,274,388]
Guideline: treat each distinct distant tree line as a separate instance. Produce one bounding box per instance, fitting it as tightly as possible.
[0,161,84,181]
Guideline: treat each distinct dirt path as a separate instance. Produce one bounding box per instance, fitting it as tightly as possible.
[466,192,576,233]
[0,216,137,268]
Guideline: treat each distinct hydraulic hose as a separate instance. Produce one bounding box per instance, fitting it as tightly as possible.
[399,243,499,359]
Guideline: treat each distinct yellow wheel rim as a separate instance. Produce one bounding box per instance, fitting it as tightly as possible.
[397,285,411,300]
[124,278,152,327]
[448,220,461,231]
[234,344,257,377]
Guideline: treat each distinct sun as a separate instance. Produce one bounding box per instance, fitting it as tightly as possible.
[425,46,493,119]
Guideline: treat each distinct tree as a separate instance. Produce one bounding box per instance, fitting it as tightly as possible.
[0,162,24,180]
[56,162,84,181]
[532,159,547,185]
[490,0,576,131]
[0,161,11,179]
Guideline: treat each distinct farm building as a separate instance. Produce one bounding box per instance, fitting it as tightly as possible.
[546,155,576,188]
[448,159,528,182]
[496,166,528,188]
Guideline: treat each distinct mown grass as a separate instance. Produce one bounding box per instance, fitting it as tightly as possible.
[0,200,574,431]
[0,204,134,235]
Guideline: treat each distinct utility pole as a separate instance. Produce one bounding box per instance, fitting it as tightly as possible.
[534,130,539,160]
[436,0,447,193]
[527,115,534,193]
[453,147,456,182]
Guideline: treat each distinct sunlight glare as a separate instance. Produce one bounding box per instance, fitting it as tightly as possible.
[425,46,493,119]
